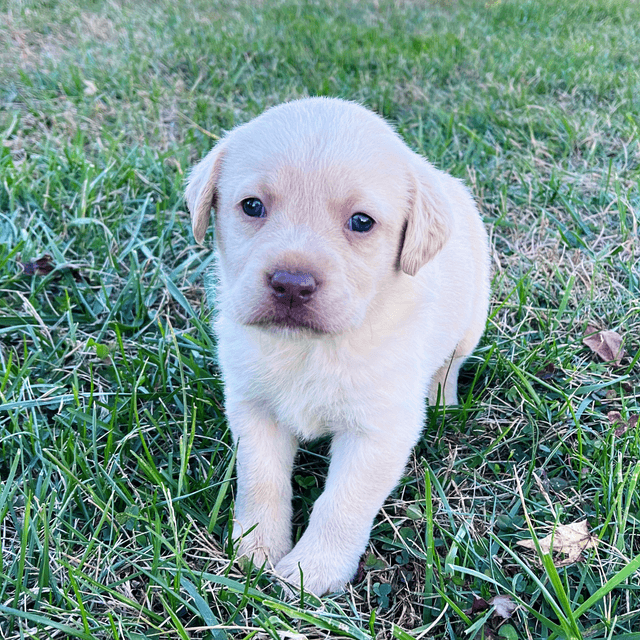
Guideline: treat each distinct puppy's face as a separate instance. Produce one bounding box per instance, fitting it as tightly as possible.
[186,99,451,335]
[213,134,412,335]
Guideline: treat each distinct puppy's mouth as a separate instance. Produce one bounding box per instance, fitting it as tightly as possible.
[246,307,328,335]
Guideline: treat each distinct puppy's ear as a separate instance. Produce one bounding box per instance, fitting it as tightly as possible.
[185,143,226,245]
[400,159,452,276]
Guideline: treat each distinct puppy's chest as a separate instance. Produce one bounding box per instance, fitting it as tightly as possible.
[250,343,371,440]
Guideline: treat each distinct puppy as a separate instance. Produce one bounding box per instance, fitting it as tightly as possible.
[185,97,490,596]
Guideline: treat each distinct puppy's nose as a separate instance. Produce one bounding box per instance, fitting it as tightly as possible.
[268,270,318,308]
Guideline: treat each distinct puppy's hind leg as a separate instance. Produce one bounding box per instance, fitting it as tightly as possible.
[229,401,298,569]
[428,356,461,407]
[428,319,486,406]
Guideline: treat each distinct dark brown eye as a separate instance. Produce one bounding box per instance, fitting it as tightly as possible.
[348,213,375,232]
[241,198,266,218]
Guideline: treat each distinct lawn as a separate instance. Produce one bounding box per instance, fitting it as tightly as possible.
[1,0,639,637]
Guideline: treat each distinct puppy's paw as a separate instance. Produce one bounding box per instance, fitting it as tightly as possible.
[274,543,356,596]
[236,537,269,572]
[234,523,291,572]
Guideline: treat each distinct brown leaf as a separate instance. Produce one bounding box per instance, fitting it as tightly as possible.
[517,520,598,566]
[583,325,625,365]
[19,254,55,275]
[354,556,366,584]
[608,411,624,424]
[612,413,639,437]
[18,255,86,283]
[489,594,517,619]
[535,363,555,381]
[464,595,490,616]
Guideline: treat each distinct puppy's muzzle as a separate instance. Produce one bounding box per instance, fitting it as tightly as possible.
[268,270,318,308]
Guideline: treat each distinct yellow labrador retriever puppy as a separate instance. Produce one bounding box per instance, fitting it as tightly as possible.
[186,97,490,595]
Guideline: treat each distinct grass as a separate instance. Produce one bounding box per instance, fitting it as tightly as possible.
[0,0,639,637]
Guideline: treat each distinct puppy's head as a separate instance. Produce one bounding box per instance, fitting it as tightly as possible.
[185,98,452,335]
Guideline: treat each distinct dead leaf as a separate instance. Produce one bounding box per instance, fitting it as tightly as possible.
[464,595,490,616]
[490,594,517,620]
[464,594,517,620]
[19,254,55,275]
[354,556,366,583]
[608,411,624,424]
[583,325,625,366]
[18,254,85,282]
[609,412,639,437]
[535,363,555,380]
[517,520,598,566]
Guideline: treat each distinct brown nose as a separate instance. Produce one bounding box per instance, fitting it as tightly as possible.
[268,270,318,308]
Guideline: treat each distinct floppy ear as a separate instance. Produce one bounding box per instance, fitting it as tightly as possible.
[400,159,453,276]
[185,143,226,245]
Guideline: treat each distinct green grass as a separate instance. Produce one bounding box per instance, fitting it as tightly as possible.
[1,0,639,637]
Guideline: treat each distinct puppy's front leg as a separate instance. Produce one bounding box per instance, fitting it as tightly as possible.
[274,424,418,595]
[229,401,298,567]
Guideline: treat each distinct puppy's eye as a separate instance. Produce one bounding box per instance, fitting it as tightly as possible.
[348,213,375,233]
[241,198,266,218]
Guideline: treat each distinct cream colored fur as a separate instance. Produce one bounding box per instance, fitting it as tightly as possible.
[185,97,490,596]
